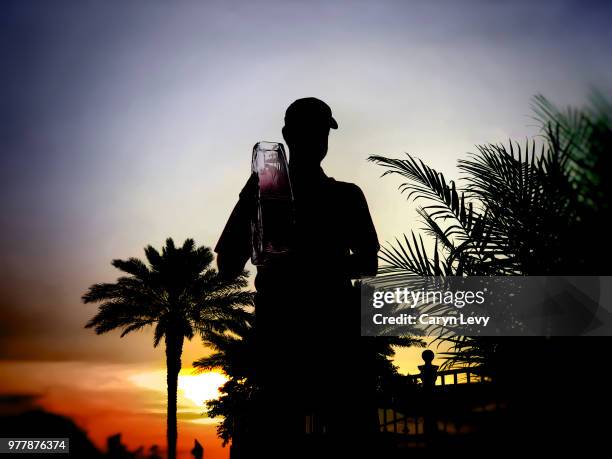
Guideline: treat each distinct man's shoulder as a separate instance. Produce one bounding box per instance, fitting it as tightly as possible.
[326,177,364,197]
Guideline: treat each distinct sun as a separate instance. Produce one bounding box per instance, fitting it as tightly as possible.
[129,368,228,408]
[178,371,228,407]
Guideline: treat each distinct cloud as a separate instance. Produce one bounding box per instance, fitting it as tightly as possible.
[0,269,165,363]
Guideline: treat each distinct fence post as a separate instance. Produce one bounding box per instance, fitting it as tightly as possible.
[418,350,439,390]
[418,350,439,440]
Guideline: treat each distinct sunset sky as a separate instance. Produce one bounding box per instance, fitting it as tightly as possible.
[1,1,612,458]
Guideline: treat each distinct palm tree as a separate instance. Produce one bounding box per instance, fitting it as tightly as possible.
[82,238,253,459]
[193,315,257,446]
[367,93,611,370]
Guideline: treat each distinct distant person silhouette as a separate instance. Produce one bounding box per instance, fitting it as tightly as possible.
[190,439,203,459]
[215,97,379,457]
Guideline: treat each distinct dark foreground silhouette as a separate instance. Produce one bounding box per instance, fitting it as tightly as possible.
[0,409,102,458]
[0,409,209,458]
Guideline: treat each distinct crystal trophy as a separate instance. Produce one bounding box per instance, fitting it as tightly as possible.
[250,141,295,265]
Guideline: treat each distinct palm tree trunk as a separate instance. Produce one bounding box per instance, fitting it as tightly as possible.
[165,333,184,459]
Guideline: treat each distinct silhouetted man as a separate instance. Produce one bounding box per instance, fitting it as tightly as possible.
[215,97,379,457]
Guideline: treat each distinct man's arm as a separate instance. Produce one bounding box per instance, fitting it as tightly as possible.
[345,184,380,278]
[215,174,257,281]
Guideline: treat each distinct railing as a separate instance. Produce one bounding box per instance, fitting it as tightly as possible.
[378,350,497,438]
[406,349,490,387]
[304,350,494,438]
[409,367,491,386]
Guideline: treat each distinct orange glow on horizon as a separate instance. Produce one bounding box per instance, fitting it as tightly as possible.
[0,361,230,459]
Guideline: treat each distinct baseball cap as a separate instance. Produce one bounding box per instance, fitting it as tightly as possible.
[284,97,338,129]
